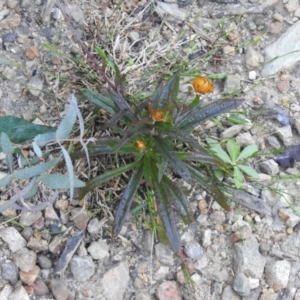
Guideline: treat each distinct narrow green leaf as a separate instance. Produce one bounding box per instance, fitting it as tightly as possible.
[38,174,85,189]
[237,144,258,161]
[81,89,119,115]
[151,167,181,254]
[233,166,243,188]
[209,143,232,165]
[113,163,143,236]
[181,151,226,167]
[14,157,60,180]
[226,139,240,164]
[158,160,168,182]
[177,99,243,130]
[162,175,192,223]
[56,102,77,140]
[142,154,152,183]
[188,94,200,109]
[154,136,191,183]
[79,160,140,199]
[61,146,74,201]
[0,174,12,188]
[187,164,231,211]
[1,133,14,154]
[0,57,22,67]
[238,165,258,177]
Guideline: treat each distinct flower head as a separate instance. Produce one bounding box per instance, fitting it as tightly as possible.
[134,140,146,151]
[192,76,214,94]
[147,103,165,122]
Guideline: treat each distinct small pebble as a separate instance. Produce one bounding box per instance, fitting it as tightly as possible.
[26,46,39,60]
[249,71,256,80]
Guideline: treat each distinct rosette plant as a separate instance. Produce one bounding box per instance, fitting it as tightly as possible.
[74,63,243,254]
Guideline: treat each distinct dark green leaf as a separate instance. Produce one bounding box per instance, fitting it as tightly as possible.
[81,89,119,115]
[158,160,168,182]
[79,160,140,199]
[142,154,152,183]
[187,164,231,211]
[0,116,56,143]
[38,174,85,189]
[154,136,191,183]
[151,166,181,254]
[176,99,243,130]
[162,175,192,223]
[181,151,226,167]
[113,163,143,236]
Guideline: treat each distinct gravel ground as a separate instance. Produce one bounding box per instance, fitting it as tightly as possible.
[1,0,300,299]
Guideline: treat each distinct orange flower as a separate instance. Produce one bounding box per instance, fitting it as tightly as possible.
[134,140,146,151]
[192,76,214,94]
[147,103,165,122]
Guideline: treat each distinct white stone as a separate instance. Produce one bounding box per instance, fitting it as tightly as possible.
[88,240,109,260]
[265,260,291,291]
[248,71,256,80]
[0,227,26,253]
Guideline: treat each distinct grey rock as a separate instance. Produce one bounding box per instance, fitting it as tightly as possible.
[155,243,175,265]
[194,254,209,272]
[135,290,152,300]
[278,207,300,227]
[21,0,31,7]
[225,74,241,92]
[2,32,17,43]
[262,21,300,77]
[0,227,26,253]
[50,279,72,300]
[222,285,241,300]
[245,47,260,69]
[233,236,266,279]
[156,281,182,300]
[260,159,279,176]
[184,241,203,260]
[0,13,20,30]
[41,0,56,24]
[8,286,29,300]
[27,237,48,252]
[154,266,169,281]
[285,0,299,12]
[236,132,254,146]
[28,76,43,97]
[0,284,13,299]
[99,261,130,300]
[87,240,109,260]
[233,272,250,297]
[70,256,95,281]
[202,229,212,247]
[1,262,19,284]
[267,135,281,149]
[37,254,52,269]
[265,259,291,291]
[243,287,262,300]
[87,218,104,234]
[294,119,300,135]
[275,126,293,146]
[220,125,243,138]
[19,211,42,226]
[21,227,33,241]
[13,248,37,272]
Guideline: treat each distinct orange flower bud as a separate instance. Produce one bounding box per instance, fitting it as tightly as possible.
[147,103,165,122]
[134,140,146,151]
[192,76,214,94]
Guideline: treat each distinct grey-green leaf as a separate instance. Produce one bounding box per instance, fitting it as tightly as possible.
[1,132,14,154]
[0,174,12,188]
[38,174,85,189]
[56,102,77,140]
[14,157,60,180]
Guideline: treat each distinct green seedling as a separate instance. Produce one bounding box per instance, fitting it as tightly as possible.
[206,138,259,188]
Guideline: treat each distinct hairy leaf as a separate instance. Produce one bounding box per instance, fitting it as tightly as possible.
[113,163,143,236]
[1,132,14,154]
[154,136,192,183]
[56,101,77,140]
[38,174,85,189]
[0,174,12,188]
[13,157,60,180]
[176,99,243,130]
[61,146,75,201]
[187,164,231,211]
[34,132,56,146]
[79,160,140,199]
[0,116,56,143]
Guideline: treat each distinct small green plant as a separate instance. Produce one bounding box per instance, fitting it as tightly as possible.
[206,138,259,188]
